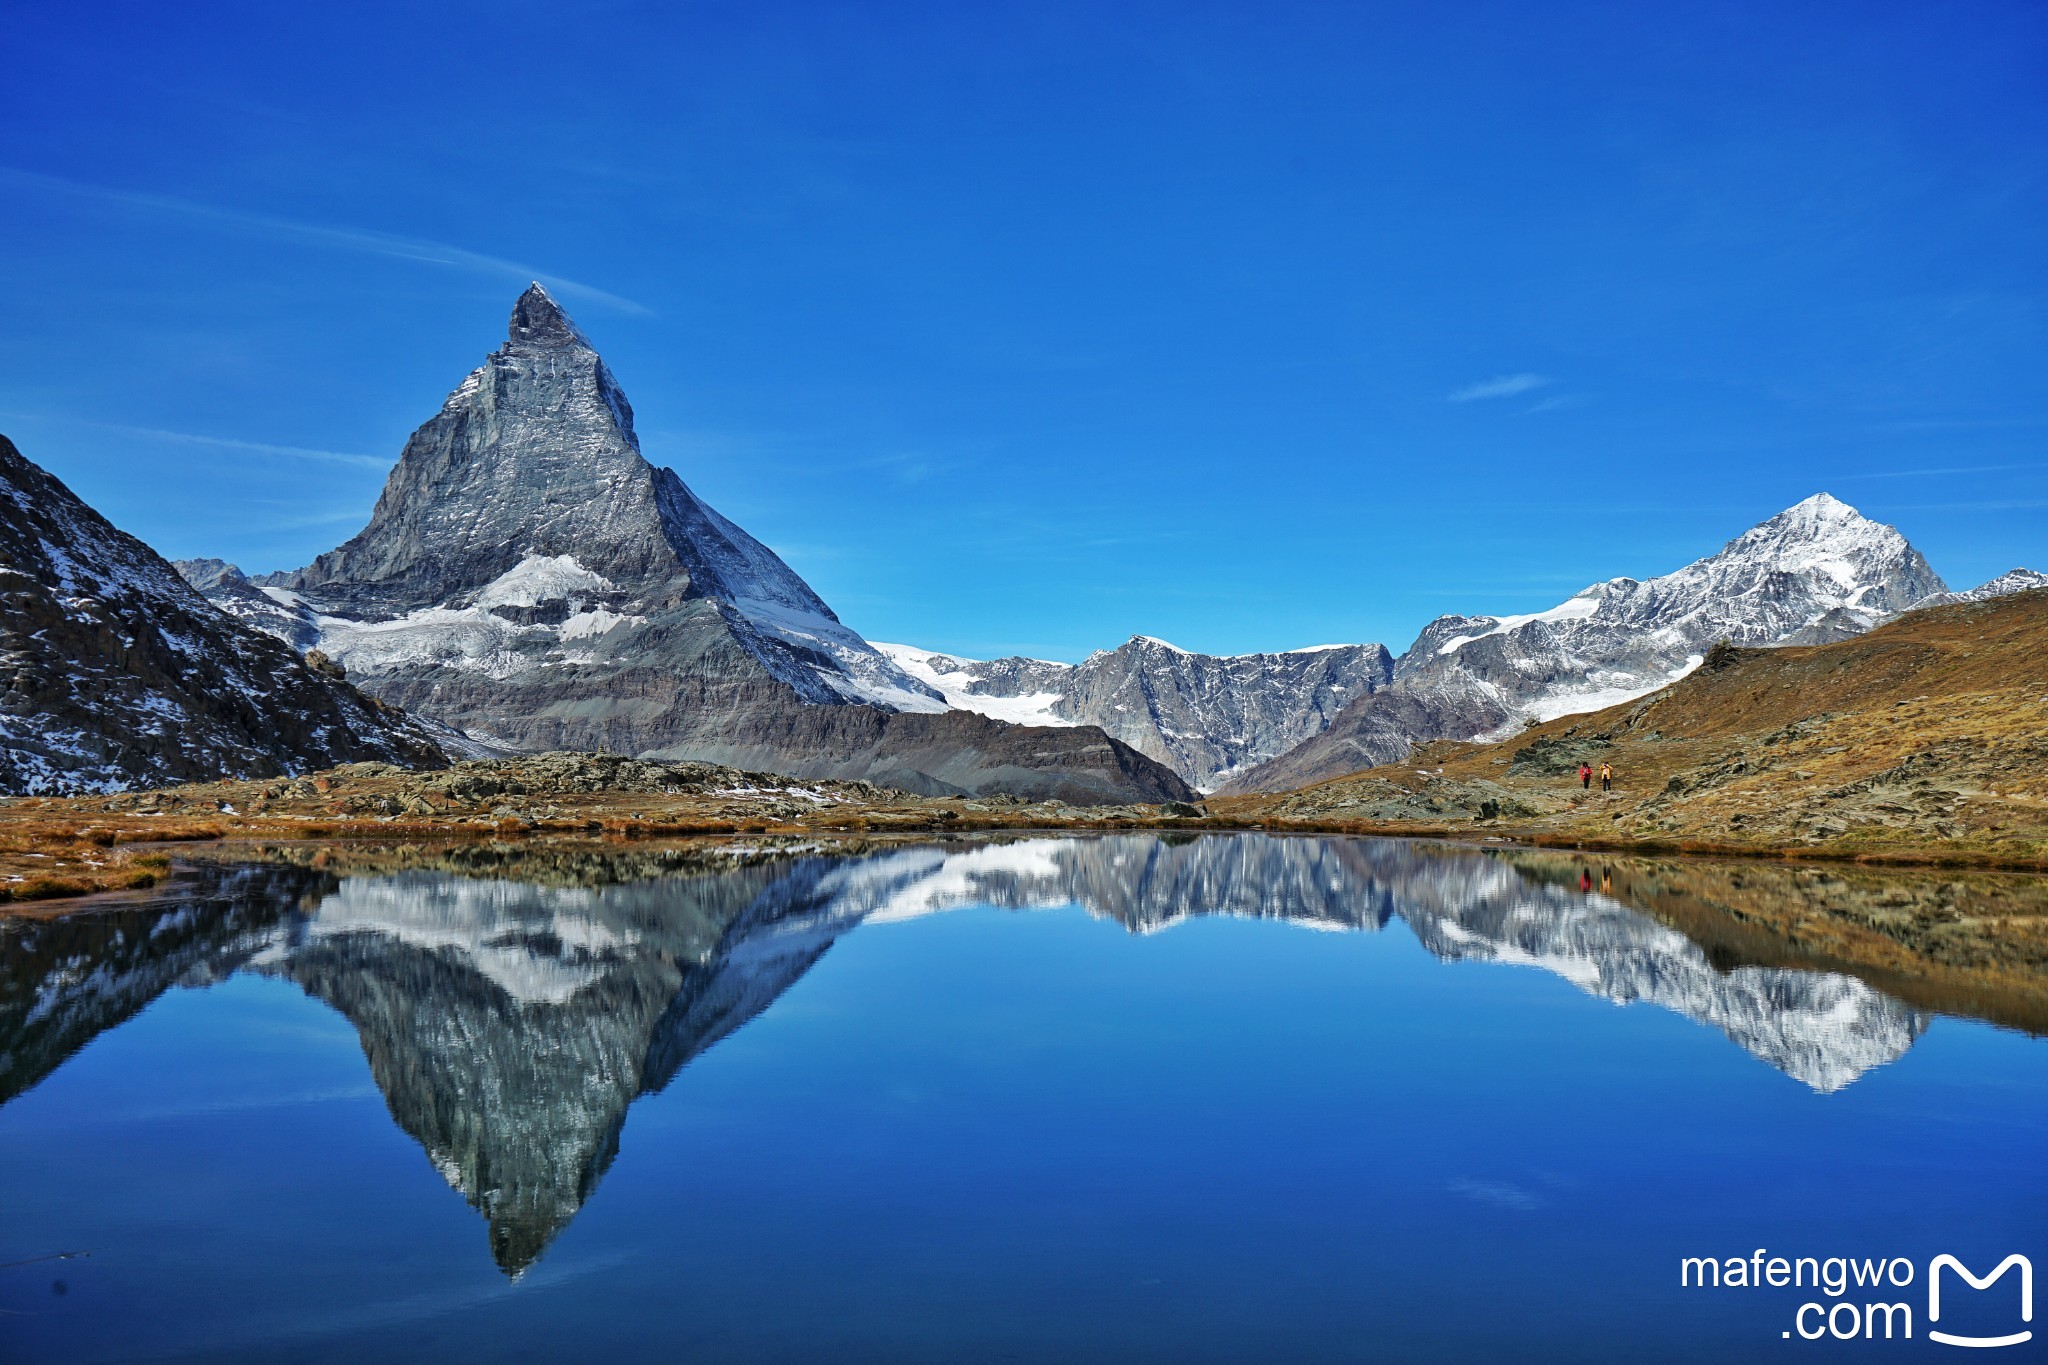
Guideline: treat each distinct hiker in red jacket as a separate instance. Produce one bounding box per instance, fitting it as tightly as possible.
[1578,762,1593,790]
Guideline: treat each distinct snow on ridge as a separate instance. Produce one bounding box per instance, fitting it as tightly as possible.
[872,642,1076,727]
[875,634,1398,787]
[311,554,645,680]
[1918,566,2048,609]
[860,839,1073,924]
[1436,591,1606,656]
[725,601,949,712]
[1431,494,1930,662]
[304,874,636,1006]
[1513,653,1705,726]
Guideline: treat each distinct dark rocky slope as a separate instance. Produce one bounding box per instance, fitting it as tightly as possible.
[0,435,445,794]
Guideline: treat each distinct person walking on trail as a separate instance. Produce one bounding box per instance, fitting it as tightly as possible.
[1578,762,1593,790]
[1600,762,1613,792]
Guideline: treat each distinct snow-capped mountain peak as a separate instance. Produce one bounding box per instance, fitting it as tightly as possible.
[1721,491,1916,578]
[171,288,1194,804]
[1224,494,1954,792]
[236,288,943,717]
[1916,566,2048,609]
[1402,493,1944,692]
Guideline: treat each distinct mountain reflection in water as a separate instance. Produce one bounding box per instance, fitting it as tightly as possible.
[1,833,2035,1275]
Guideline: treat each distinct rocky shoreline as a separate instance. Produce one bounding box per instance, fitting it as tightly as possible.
[5,748,2047,914]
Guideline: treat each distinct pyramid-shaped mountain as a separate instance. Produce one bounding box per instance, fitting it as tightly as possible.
[204,287,1190,804]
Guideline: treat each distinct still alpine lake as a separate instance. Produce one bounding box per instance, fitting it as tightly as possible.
[1,833,2042,1363]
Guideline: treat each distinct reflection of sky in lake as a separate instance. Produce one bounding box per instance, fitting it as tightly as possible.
[1,834,2043,1362]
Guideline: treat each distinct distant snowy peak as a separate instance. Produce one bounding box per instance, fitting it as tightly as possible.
[1918,567,2047,609]
[1395,494,1946,725]
[876,635,1394,790]
[1418,493,1939,664]
[1688,492,1939,616]
[1228,493,1959,793]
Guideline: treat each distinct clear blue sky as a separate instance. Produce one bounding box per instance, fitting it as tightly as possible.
[4,0,2043,661]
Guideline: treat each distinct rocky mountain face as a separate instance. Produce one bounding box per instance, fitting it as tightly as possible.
[1222,494,1948,793]
[207,847,1083,1273]
[186,286,1190,806]
[876,637,1394,791]
[254,862,820,1274]
[0,435,445,794]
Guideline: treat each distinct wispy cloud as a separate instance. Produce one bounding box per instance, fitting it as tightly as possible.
[1,410,396,469]
[5,414,392,470]
[1448,1177,1546,1211]
[109,423,391,470]
[265,507,375,531]
[1840,461,2048,480]
[1448,373,1551,403]
[0,165,648,315]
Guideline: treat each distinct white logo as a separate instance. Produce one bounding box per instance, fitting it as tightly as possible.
[1928,1254,2032,1349]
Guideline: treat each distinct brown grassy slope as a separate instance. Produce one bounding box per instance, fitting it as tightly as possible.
[1214,588,2048,864]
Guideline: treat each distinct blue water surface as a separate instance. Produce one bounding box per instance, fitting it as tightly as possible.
[0,834,2041,1362]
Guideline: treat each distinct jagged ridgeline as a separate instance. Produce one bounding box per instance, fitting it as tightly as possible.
[0,435,445,794]
[878,503,2037,794]
[186,286,1191,806]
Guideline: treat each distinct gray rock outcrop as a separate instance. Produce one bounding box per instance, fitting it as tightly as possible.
[878,636,1395,791]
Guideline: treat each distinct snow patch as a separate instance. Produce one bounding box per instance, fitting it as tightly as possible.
[872,642,1079,728]
[472,554,615,609]
[1436,591,1604,656]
